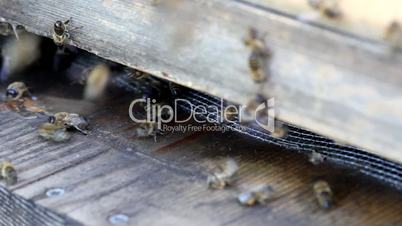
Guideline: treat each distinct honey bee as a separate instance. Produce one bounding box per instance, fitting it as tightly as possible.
[48,112,89,135]
[0,22,23,39]
[309,150,325,165]
[84,64,110,101]
[52,18,73,46]
[1,33,41,82]
[308,0,341,18]
[168,82,181,97]
[223,105,239,122]
[0,22,13,36]
[127,69,149,80]
[313,180,333,209]
[238,184,274,206]
[271,121,288,138]
[135,121,160,142]
[38,122,71,142]
[0,161,18,186]
[207,158,239,189]
[5,82,29,100]
[385,21,402,51]
[244,28,271,83]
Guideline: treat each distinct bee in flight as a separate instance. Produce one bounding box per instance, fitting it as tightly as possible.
[244,28,271,83]
[0,161,18,186]
[84,64,111,101]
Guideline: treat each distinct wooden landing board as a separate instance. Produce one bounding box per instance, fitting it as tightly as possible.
[0,86,401,226]
[0,0,402,163]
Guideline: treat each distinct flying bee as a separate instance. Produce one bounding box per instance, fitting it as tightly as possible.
[385,21,402,51]
[1,33,41,82]
[0,161,18,186]
[309,150,325,165]
[308,0,341,18]
[313,180,333,209]
[38,122,71,142]
[52,18,71,46]
[248,49,269,82]
[49,112,89,135]
[207,158,239,189]
[244,28,271,83]
[84,64,110,101]
[238,184,274,206]
[271,121,288,138]
[6,82,29,100]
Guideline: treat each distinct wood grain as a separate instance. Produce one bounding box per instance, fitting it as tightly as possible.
[0,92,401,226]
[244,0,402,42]
[0,0,401,164]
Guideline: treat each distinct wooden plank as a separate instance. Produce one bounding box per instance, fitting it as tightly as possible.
[0,96,401,226]
[245,0,402,42]
[0,186,82,226]
[0,0,401,164]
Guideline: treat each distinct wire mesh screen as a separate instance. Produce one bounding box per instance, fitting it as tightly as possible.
[113,74,402,190]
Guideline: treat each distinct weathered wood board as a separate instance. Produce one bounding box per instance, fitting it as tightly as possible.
[245,0,402,42]
[0,0,401,164]
[0,85,401,226]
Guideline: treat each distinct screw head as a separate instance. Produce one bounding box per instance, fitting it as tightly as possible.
[108,214,129,224]
[46,187,65,197]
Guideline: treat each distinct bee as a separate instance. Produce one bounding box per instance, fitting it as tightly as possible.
[1,33,41,82]
[238,184,274,206]
[309,150,325,165]
[223,105,239,122]
[38,123,71,142]
[5,82,29,100]
[0,22,23,39]
[127,69,149,80]
[271,121,288,138]
[0,22,13,36]
[385,21,402,51]
[52,18,80,46]
[308,0,341,18]
[135,121,161,142]
[0,161,18,186]
[168,82,181,97]
[207,158,239,189]
[313,180,333,209]
[244,28,271,83]
[48,112,89,135]
[84,64,110,101]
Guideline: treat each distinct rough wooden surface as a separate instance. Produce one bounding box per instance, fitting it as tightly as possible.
[0,0,401,164]
[0,83,401,226]
[244,0,402,42]
[0,186,81,226]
